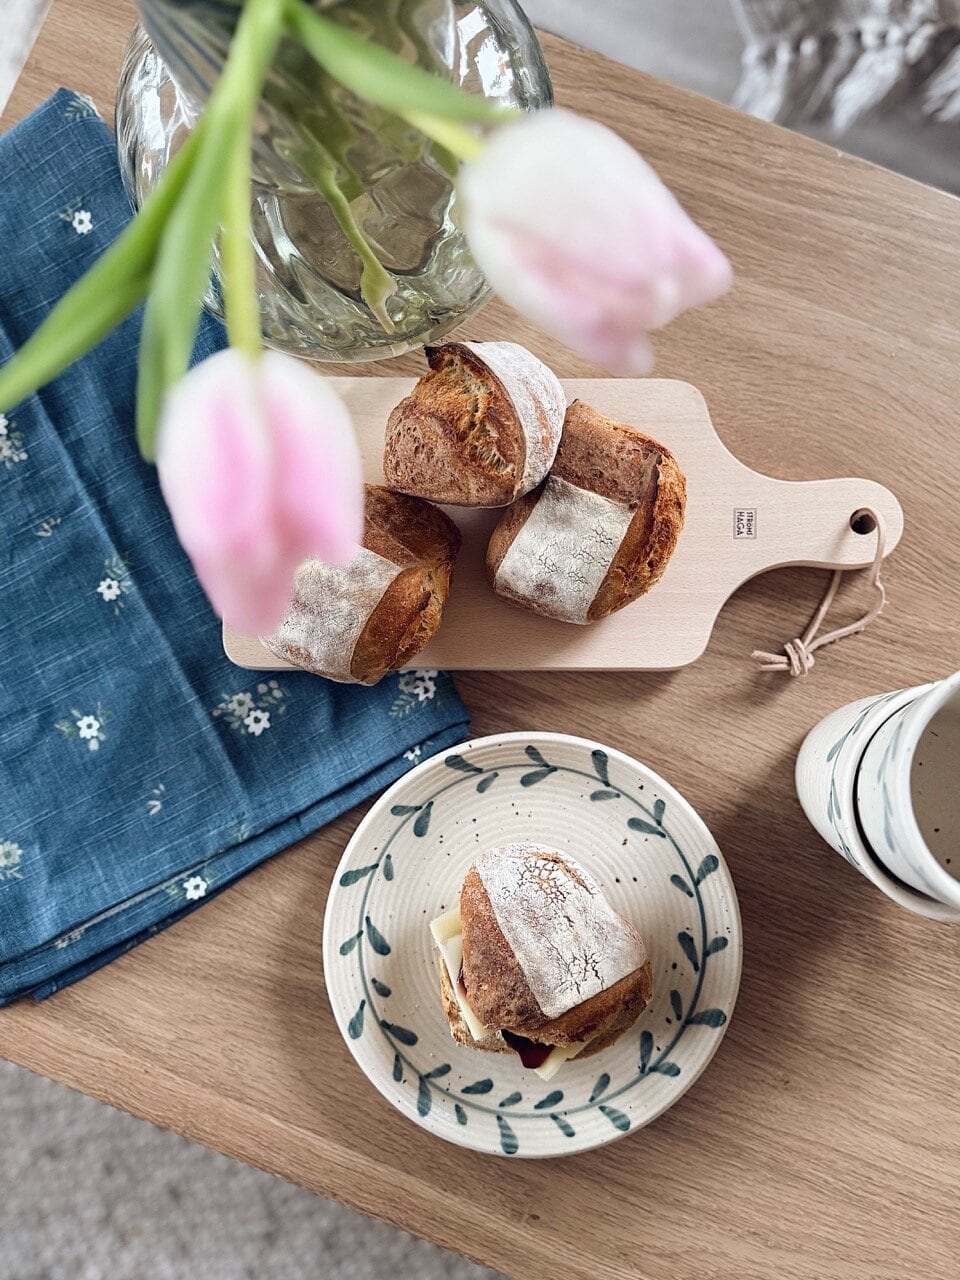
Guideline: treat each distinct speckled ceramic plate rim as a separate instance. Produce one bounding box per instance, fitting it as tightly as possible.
[322,731,743,1158]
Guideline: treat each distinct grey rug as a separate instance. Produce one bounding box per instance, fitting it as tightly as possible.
[0,1060,501,1280]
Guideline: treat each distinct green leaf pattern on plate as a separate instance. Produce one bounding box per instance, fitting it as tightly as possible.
[335,742,732,1153]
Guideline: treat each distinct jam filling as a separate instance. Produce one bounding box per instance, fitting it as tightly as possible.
[500,1030,554,1069]
[457,966,554,1068]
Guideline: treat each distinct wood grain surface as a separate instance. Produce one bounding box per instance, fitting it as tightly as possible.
[3,4,960,1279]
[223,376,904,672]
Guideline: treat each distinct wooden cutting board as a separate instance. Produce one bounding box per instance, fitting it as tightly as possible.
[222,377,903,672]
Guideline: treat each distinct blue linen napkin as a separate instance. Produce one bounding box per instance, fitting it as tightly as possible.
[0,91,470,1004]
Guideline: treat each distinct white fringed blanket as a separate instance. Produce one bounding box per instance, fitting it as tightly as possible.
[732,0,960,128]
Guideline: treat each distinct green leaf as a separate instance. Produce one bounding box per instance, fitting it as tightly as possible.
[339,930,362,956]
[524,745,552,769]
[639,1030,653,1073]
[413,801,433,838]
[476,772,498,793]
[600,1104,631,1133]
[627,817,666,838]
[677,931,699,973]
[137,0,286,454]
[687,1008,727,1027]
[705,936,729,957]
[461,1078,494,1095]
[670,874,693,898]
[590,790,620,802]
[382,853,394,882]
[417,1076,433,1117]
[347,999,365,1039]
[670,989,683,1021]
[390,803,422,816]
[653,797,666,826]
[551,1113,575,1137]
[284,0,512,125]
[339,864,377,887]
[695,855,720,885]
[371,977,391,998]
[444,754,483,775]
[496,1114,519,1155]
[520,768,554,787]
[826,737,844,762]
[591,749,610,786]
[652,1060,681,1077]
[455,1103,468,1126]
[392,1053,403,1083]
[380,1020,418,1046]
[499,1091,522,1108]
[365,916,391,956]
[535,1090,564,1110]
[588,1073,610,1103]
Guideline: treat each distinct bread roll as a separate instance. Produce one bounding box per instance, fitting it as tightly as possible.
[383,341,566,506]
[432,843,652,1072]
[261,485,460,684]
[487,400,686,623]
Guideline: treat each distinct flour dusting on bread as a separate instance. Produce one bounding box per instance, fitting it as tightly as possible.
[493,476,635,623]
[262,550,400,683]
[473,843,647,1020]
[461,341,566,493]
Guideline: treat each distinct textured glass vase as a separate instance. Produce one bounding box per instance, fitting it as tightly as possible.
[115,0,552,361]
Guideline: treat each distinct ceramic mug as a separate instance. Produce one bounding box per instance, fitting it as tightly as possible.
[855,671,960,907]
[795,682,960,922]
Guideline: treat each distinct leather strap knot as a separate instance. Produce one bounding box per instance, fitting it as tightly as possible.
[752,510,887,678]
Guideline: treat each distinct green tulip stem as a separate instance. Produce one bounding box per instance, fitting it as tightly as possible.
[292,129,397,334]
[136,0,286,457]
[221,121,261,359]
[282,0,514,126]
[402,110,485,163]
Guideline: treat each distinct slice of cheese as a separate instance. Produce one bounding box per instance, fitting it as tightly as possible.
[430,909,494,1043]
[531,1040,591,1082]
[430,909,596,1079]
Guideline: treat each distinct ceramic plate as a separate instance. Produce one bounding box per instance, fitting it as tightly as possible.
[323,732,742,1158]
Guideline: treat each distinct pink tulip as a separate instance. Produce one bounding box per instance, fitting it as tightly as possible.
[460,109,733,374]
[157,348,363,634]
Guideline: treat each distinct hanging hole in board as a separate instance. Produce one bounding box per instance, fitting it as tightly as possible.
[850,510,877,535]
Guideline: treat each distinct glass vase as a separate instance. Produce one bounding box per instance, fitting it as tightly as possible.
[115,0,552,362]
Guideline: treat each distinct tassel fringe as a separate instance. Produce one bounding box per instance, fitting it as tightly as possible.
[734,17,960,129]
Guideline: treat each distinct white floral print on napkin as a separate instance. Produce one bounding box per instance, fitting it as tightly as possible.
[0,840,23,882]
[211,681,287,735]
[390,670,441,718]
[55,706,110,752]
[62,92,100,123]
[183,875,208,901]
[0,413,27,468]
[94,554,132,613]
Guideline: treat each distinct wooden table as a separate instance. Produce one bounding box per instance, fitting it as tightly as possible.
[4,4,960,1278]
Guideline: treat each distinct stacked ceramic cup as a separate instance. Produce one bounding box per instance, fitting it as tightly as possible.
[796,671,960,921]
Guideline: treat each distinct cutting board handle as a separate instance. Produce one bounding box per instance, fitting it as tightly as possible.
[739,474,904,573]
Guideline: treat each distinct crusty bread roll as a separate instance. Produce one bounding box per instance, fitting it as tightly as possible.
[383,341,566,507]
[487,400,686,623]
[261,485,460,684]
[434,843,652,1070]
